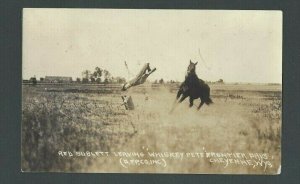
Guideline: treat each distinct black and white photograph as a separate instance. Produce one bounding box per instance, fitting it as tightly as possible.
[22,9,282,174]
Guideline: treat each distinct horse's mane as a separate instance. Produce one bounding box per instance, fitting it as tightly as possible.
[184,72,207,90]
[185,72,199,83]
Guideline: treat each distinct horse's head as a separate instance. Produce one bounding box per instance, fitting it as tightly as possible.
[186,60,198,76]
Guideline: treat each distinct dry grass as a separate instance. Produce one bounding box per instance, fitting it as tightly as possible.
[22,83,281,174]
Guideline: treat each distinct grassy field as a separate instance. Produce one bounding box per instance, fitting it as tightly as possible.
[21,83,281,174]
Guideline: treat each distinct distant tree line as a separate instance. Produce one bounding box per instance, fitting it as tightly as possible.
[23,67,126,85]
[151,78,225,84]
[79,67,126,84]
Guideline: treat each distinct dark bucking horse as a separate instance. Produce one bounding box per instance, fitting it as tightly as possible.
[170,60,213,113]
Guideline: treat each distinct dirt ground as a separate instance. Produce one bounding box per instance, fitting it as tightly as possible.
[22,83,281,174]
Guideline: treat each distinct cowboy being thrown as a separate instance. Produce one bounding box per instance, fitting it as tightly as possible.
[122,63,156,91]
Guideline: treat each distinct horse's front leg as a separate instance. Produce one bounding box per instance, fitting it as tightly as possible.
[179,94,188,103]
[170,94,188,113]
[189,97,194,107]
[197,100,205,110]
[170,90,183,114]
[176,88,182,100]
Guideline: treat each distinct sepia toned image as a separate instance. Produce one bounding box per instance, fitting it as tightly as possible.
[22,9,282,174]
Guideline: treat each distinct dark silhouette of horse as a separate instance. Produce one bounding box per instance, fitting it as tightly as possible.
[170,60,212,113]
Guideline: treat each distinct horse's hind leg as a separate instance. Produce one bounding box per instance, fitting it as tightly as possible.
[197,100,205,110]
[189,97,194,107]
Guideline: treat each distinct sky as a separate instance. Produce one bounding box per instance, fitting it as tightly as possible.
[23,9,282,83]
